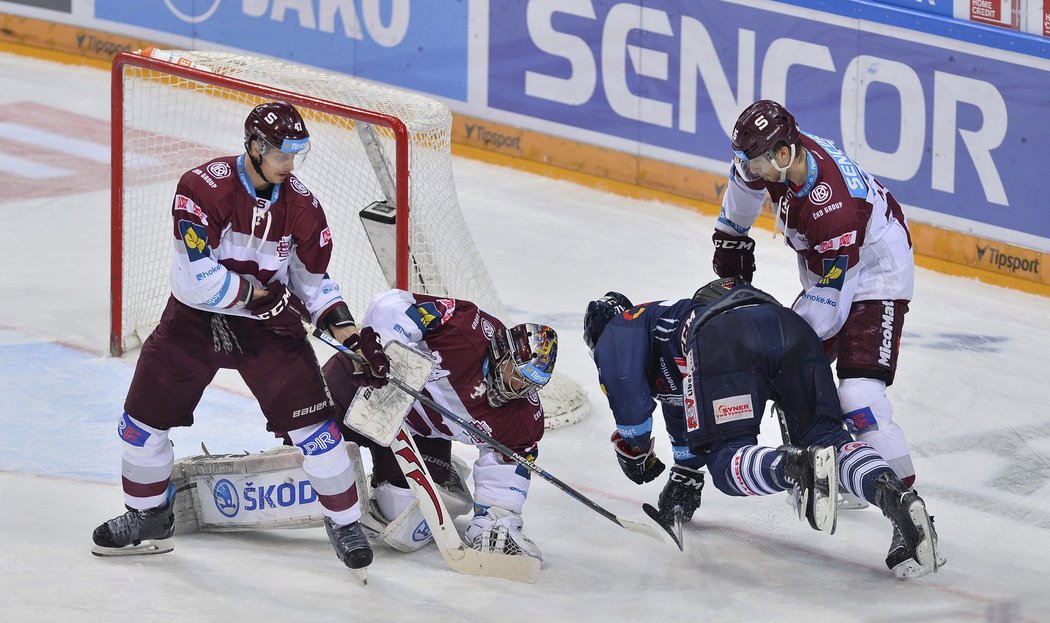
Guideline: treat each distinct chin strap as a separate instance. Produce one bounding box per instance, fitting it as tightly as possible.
[773,144,796,183]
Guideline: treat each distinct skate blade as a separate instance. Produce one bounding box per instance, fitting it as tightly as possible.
[807,446,838,534]
[906,501,938,571]
[836,491,869,510]
[91,540,174,557]
[350,567,368,585]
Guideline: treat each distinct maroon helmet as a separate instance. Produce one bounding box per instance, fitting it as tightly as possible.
[731,100,799,182]
[243,101,311,156]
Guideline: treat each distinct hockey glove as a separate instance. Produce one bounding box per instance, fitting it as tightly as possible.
[712,230,756,283]
[653,465,705,523]
[342,326,390,388]
[245,282,307,339]
[611,431,665,485]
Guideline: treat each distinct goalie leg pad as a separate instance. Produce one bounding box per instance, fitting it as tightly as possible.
[368,482,433,552]
[464,506,542,560]
[170,443,363,533]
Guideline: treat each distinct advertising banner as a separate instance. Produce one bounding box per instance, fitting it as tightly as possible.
[93,0,469,100]
[487,0,1050,242]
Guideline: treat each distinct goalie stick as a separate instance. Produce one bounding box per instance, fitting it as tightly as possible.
[310,325,666,544]
[388,424,540,583]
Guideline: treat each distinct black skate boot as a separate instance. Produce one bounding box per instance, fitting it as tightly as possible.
[91,484,176,556]
[875,473,943,579]
[325,517,374,570]
[780,444,837,534]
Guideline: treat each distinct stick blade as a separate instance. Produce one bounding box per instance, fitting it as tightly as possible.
[445,546,541,583]
[642,503,684,551]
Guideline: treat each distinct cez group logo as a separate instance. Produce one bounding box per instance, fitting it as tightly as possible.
[213,479,240,518]
[164,0,222,23]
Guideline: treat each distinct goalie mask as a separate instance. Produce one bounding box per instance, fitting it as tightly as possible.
[583,291,633,353]
[484,323,558,408]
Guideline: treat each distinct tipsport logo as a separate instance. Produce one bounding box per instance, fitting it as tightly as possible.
[211,478,319,518]
[976,245,1041,276]
[164,0,222,24]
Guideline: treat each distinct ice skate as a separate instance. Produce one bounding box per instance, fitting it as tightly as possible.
[325,516,374,579]
[780,444,837,534]
[91,484,176,557]
[875,473,943,579]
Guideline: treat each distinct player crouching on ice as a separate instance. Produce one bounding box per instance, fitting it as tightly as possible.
[323,289,557,561]
[585,278,944,579]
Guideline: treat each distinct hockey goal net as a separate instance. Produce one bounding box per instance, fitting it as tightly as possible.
[111,50,588,428]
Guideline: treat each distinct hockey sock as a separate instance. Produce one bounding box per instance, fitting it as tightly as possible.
[118,412,174,510]
[837,441,894,505]
[719,445,787,496]
[290,420,361,526]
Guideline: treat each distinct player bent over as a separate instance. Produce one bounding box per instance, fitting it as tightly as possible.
[585,278,944,579]
[323,289,557,560]
[91,102,390,572]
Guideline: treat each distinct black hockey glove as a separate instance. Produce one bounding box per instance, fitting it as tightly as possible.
[712,230,756,283]
[653,465,705,524]
[611,431,665,485]
[245,282,307,339]
[342,326,390,389]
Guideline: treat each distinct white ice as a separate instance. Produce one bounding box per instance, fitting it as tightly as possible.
[1,52,1048,623]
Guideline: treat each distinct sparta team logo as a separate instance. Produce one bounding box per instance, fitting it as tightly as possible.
[809,182,832,206]
[207,161,231,179]
[481,319,495,340]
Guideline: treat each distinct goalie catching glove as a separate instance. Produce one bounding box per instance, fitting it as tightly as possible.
[611,431,665,485]
[342,326,390,388]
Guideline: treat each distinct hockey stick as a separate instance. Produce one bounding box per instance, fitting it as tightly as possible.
[388,424,540,583]
[310,326,665,544]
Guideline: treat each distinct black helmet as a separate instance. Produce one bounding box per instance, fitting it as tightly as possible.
[244,101,310,156]
[583,292,633,351]
[691,277,738,306]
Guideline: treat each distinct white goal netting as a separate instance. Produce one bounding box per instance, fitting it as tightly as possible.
[113,50,587,427]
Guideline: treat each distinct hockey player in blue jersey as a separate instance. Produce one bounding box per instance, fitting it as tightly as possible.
[584,278,944,579]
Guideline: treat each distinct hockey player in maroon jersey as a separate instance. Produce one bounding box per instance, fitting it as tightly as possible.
[92,102,390,572]
[712,101,918,495]
[322,289,558,560]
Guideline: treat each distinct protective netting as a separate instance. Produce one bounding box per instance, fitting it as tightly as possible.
[114,50,587,426]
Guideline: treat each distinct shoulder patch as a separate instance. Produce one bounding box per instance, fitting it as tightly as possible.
[406,302,443,333]
[174,194,208,225]
[178,219,210,261]
[289,177,310,196]
[206,161,232,179]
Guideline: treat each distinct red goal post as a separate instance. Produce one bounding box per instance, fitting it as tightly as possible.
[110,50,588,428]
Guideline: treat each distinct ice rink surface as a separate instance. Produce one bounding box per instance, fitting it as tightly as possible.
[1,52,1048,622]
